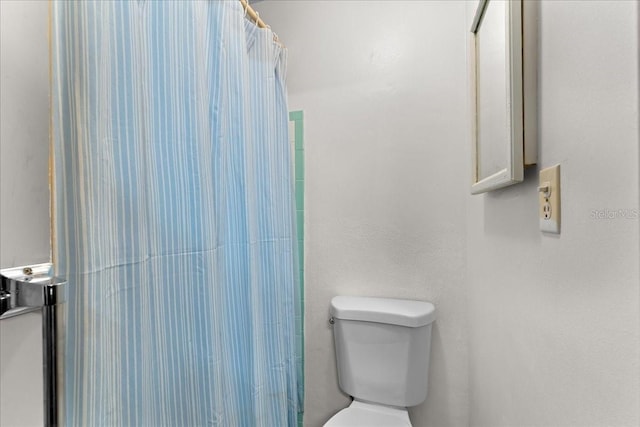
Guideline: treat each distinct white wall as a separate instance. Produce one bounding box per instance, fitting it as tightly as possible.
[255,2,470,426]
[466,1,640,426]
[258,1,639,426]
[0,1,51,426]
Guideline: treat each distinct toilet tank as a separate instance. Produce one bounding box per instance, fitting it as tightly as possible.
[330,296,436,408]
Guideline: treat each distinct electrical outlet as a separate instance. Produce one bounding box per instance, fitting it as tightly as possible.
[539,164,561,233]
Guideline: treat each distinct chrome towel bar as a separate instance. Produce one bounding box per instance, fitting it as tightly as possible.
[0,263,66,320]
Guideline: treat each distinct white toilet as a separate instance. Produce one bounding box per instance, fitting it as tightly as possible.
[324,296,436,427]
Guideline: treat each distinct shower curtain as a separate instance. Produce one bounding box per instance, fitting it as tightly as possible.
[52,1,302,426]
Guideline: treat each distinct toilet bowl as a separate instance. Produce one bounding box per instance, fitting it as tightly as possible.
[324,401,411,427]
[323,296,436,427]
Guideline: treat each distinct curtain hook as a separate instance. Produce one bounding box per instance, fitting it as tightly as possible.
[255,11,260,27]
[243,1,248,18]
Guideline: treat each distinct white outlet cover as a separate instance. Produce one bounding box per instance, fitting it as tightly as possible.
[539,164,561,234]
[539,214,560,233]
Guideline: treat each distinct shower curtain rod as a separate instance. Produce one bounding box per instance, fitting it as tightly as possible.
[239,0,284,45]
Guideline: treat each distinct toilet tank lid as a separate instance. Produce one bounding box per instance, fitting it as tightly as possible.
[330,296,436,327]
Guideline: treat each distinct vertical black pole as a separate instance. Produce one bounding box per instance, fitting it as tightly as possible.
[42,305,58,427]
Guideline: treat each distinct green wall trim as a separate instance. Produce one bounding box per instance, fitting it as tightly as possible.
[295,151,305,180]
[290,110,304,427]
[289,110,304,121]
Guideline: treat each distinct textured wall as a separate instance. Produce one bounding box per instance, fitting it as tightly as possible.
[255,2,470,426]
[257,1,639,426]
[0,1,50,426]
[466,1,640,426]
[0,1,50,267]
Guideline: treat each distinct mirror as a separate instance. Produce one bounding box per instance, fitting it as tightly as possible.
[469,0,536,194]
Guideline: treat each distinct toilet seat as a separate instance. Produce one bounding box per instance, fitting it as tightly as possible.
[323,400,412,427]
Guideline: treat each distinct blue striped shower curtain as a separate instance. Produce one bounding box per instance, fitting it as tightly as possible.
[52,1,302,426]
